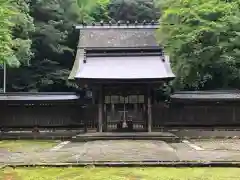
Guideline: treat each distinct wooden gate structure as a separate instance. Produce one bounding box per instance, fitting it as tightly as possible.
[69,22,175,132]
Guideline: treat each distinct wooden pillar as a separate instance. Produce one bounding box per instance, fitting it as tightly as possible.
[83,106,88,133]
[103,103,107,132]
[144,93,148,131]
[111,103,115,114]
[98,85,103,132]
[233,106,236,122]
[147,85,152,132]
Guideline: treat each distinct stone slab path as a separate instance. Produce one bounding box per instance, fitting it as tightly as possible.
[1,139,240,165]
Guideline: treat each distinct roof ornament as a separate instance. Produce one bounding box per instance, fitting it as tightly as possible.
[75,20,159,29]
[161,50,165,62]
[83,50,87,63]
[82,21,86,26]
[117,20,121,26]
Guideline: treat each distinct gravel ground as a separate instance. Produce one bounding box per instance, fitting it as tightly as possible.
[190,139,240,151]
[0,139,240,164]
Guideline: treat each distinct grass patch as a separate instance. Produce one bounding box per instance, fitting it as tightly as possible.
[0,167,240,180]
[0,140,58,152]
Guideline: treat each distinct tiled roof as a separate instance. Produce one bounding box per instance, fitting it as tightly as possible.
[171,90,240,101]
[77,24,159,48]
[69,23,175,81]
[0,92,80,101]
[73,54,175,80]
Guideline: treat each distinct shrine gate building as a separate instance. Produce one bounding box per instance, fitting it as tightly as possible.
[69,22,175,132]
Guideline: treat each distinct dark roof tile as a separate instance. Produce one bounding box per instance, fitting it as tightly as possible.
[74,55,175,80]
[78,26,159,48]
[0,92,80,101]
[171,90,240,101]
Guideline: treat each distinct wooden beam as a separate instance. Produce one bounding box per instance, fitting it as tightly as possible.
[87,52,162,57]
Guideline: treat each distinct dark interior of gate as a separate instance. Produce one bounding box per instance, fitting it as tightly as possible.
[102,84,148,132]
[104,94,146,131]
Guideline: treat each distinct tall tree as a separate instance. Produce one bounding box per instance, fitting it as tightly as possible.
[5,0,35,91]
[76,0,110,22]
[0,0,15,65]
[8,0,104,92]
[0,0,34,67]
[108,0,160,22]
[11,0,35,66]
[157,0,240,90]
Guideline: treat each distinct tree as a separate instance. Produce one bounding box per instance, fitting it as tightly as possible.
[0,0,34,67]
[0,0,16,65]
[157,0,240,90]
[90,0,110,22]
[11,0,35,66]
[7,0,163,92]
[76,0,110,22]
[7,0,106,92]
[108,0,160,22]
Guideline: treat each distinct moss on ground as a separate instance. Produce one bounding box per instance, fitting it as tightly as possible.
[0,140,58,152]
[1,167,240,180]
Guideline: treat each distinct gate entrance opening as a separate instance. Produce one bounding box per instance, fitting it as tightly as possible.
[105,94,146,132]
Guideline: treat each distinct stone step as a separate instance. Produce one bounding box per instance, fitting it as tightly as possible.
[72,132,180,143]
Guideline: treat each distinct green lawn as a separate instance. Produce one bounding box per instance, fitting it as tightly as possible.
[0,140,58,152]
[1,167,240,180]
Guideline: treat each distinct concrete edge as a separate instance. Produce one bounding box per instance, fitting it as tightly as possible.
[1,136,239,141]
[0,136,73,140]
[1,161,240,168]
[72,137,180,142]
[0,165,6,169]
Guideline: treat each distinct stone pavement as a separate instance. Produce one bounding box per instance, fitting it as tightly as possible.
[1,139,240,165]
[170,129,240,139]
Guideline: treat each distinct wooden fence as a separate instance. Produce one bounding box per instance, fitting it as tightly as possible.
[0,104,83,129]
[152,103,240,128]
[1,101,240,130]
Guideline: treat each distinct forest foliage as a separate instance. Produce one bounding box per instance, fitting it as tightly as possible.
[1,0,240,91]
[157,0,240,90]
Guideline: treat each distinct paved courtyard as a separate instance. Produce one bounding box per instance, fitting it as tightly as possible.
[1,139,240,164]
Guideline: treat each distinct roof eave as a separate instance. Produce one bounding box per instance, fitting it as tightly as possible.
[74,77,175,84]
[79,46,162,50]
[171,98,240,102]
